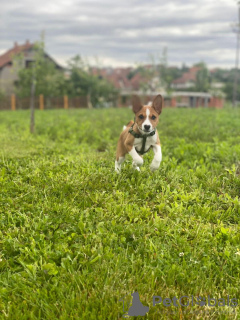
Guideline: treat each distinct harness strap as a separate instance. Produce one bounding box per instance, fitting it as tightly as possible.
[128,124,156,155]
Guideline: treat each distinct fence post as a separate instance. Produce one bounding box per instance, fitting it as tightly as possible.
[11,94,16,111]
[39,94,44,110]
[64,95,68,109]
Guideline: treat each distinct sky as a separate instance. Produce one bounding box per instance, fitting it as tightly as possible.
[0,0,239,68]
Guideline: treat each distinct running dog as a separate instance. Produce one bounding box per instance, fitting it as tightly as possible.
[115,94,163,172]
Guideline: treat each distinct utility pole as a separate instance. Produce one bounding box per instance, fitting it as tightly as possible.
[232,1,240,107]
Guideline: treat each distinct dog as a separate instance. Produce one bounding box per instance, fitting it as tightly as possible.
[115,94,163,172]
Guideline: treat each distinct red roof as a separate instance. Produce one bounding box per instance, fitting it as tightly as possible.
[130,73,143,90]
[172,66,201,84]
[91,67,133,90]
[91,66,160,91]
[0,41,34,69]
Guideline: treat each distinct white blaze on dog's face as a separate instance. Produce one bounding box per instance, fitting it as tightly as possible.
[141,108,152,132]
[132,95,163,133]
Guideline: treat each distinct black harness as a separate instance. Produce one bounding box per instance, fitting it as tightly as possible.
[128,124,156,155]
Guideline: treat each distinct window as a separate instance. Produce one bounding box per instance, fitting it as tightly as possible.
[25,60,34,68]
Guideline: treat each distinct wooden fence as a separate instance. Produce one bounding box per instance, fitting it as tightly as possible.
[0,94,90,111]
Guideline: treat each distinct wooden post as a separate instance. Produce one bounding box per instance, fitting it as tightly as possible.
[64,95,68,109]
[39,94,44,110]
[11,94,16,111]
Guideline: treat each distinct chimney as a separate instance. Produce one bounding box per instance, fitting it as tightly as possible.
[14,41,18,48]
[26,39,30,45]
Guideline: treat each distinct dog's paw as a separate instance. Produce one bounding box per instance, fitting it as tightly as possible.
[115,161,121,173]
[115,168,121,173]
[134,157,144,166]
[150,159,160,172]
[132,162,140,171]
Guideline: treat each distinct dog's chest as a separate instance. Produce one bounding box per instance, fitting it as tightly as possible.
[133,134,157,153]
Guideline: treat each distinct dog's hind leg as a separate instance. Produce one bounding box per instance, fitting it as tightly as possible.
[115,156,125,173]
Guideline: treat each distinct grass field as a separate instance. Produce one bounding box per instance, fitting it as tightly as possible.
[0,106,240,319]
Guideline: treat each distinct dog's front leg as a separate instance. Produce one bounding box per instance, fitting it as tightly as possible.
[124,136,143,171]
[115,156,125,173]
[150,144,162,172]
[129,147,143,170]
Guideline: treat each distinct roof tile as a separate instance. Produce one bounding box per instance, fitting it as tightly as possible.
[0,42,34,69]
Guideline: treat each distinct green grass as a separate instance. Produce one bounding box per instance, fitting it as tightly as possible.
[0,107,240,319]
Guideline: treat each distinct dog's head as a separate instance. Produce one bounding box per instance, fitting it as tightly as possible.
[132,94,163,133]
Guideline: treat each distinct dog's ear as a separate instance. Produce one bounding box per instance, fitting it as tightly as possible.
[152,94,163,115]
[132,95,143,114]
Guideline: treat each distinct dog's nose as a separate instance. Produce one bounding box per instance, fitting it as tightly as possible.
[144,125,150,131]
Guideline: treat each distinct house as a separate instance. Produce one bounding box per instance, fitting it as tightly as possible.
[90,64,225,108]
[171,66,201,89]
[168,91,224,108]
[118,90,224,109]
[0,41,63,96]
[91,67,133,91]
[91,65,163,93]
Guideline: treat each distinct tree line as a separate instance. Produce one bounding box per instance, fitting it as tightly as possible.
[14,40,119,108]
[0,40,238,104]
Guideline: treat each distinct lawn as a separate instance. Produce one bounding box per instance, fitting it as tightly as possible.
[0,107,240,319]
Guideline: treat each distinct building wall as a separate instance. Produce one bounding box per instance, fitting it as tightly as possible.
[118,92,224,109]
[171,81,195,90]
[0,48,45,96]
[209,97,224,108]
[0,63,19,95]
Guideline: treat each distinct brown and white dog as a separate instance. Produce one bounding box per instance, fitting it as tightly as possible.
[115,94,163,172]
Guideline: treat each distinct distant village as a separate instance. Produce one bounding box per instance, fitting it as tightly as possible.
[0,41,236,109]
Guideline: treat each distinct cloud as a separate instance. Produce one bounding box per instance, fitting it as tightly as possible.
[0,0,238,67]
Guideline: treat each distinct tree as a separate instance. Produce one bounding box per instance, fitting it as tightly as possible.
[14,34,67,132]
[15,42,67,99]
[67,55,119,107]
[194,62,210,92]
[141,48,179,93]
[0,89,5,100]
[158,47,171,91]
[224,80,240,101]
[181,63,189,73]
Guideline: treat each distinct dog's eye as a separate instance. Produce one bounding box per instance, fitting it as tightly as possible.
[151,115,156,120]
[139,115,144,119]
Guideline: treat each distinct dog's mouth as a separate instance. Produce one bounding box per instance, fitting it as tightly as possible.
[139,126,153,134]
[143,128,151,133]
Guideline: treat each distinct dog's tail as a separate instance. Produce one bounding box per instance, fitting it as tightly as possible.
[123,120,134,131]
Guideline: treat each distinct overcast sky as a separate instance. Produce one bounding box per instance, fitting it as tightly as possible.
[0,0,239,68]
